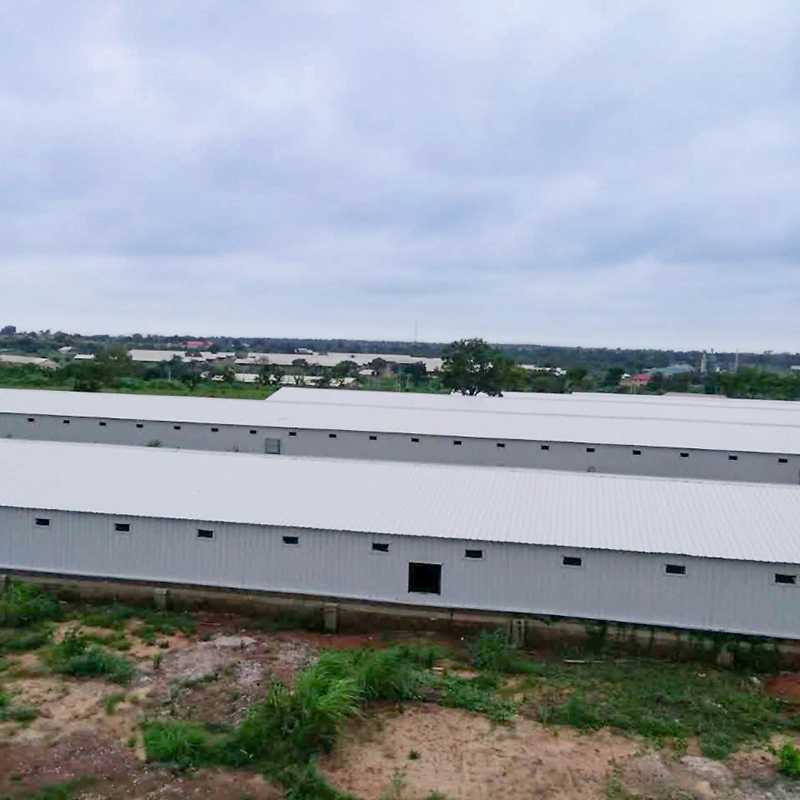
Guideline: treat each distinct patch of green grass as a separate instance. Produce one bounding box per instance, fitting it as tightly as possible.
[777,739,800,777]
[78,604,139,630]
[15,775,95,799]
[468,629,544,675]
[142,721,214,770]
[0,692,38,724]
[81,629,130,651]
[0,626,53,655]
[137,625,157,645]
[426,794,453,800]
[78,604,196,638]
[50,629,134,685]
[528,660,797,759]
[0,583,62,627]
[440,675,516,722]
[103,692,126,715]
[10,705,38,723]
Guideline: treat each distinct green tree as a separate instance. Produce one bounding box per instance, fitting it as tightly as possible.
[256,362,284,386]
[332,360,359,379]
[400,361,428,387]
[603,368,625,389]
[180,371,203,391]
[566,367,589,391]
[441,338,519,396]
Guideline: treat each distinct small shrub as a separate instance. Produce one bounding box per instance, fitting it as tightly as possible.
[142,721,213,769]
[79,604,139,630]
[147,439,163,447]
[153,652,162,670]
[51,629,134,684]
[0,626,53,654]
[11,705,39,723]
[138,625,157,645]
[104,692,126,715]
[0,583,62,627]
[408,749,421,760]
[467,629,540,674]
[778,740,800,777]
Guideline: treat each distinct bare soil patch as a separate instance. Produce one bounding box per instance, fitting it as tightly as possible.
[321,705,641,800]
[321,706,800,800]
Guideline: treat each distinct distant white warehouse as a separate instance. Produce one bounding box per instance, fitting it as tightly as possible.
[0,439,799,639]
[1,388,799,483]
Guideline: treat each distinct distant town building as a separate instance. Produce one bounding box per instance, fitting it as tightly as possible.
[0,354,57,369]
[624,373,655,388]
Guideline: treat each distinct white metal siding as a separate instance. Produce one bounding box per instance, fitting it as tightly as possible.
[3,411,793,483]
[2,439,800,565]
[3,387,800,455]
[1,506,798,639]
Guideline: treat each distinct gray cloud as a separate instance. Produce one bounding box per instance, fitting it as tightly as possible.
[1,0,799,349]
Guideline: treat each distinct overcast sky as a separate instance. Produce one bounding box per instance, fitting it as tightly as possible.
[1,2,799,350]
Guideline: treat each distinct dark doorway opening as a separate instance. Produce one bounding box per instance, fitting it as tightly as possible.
[408,562,442,595]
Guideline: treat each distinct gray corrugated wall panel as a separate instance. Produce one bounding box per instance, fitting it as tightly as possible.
[265,427,797,483]
[2,413,798,483]
[1,507,798,638]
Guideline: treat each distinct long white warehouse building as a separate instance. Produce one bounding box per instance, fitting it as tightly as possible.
[0,439,798,639]
[0,387,799,483]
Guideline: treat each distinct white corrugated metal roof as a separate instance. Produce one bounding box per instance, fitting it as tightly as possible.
[270,386,800,424]
[2,387,800,454]
[1,439,799,564]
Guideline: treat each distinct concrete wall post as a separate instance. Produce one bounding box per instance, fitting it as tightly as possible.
[323,603,339,633]
[153,587,170,610]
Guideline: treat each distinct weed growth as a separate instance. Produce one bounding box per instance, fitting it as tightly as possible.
[142,721,214,769]
[15,776,96,799]
[529,660,798,758]
[79,604,195,636]
[0,691,38,723]
[468,629,543,675]
[144,645,461,797]
[0,626,53,654]
[50,628,134,684]
[104,692,126,714]
[0,583,61,627]
[777,740,800,777]
[439,675,516,722]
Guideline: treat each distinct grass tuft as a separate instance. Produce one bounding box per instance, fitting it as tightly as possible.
[777,739,800,777]
[50,628,134,684]
[0,626,53,654]
[142,721,213,769]
[440,675,516,722]
[467,629,544,675]
[529,660,798,759]
[0,583,61,627]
